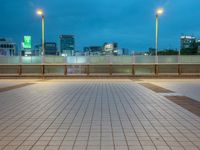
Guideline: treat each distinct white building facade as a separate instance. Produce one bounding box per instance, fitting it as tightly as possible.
[0,38,16,56]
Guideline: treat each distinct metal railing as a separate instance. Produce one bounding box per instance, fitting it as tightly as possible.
[0,56,200,77]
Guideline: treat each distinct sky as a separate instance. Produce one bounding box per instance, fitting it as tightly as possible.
[1,0,200,52]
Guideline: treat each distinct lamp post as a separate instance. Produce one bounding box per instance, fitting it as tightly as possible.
[36,9,45,56]
[155,8,164,56]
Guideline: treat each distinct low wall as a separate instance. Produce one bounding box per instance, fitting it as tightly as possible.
[0,64,199,77]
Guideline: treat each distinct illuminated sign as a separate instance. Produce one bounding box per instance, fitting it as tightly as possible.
[23,36,32,49]
[104,43,114,51]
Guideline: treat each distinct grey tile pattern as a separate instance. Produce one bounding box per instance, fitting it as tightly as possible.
[0,79,199,150]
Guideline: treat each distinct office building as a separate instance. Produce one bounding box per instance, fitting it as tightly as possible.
[34,42,58,55]
[0,38,16,56]
[60,35,75,56]
[45,42,58,55]
[103,42,118,55]
[180,35,196,49]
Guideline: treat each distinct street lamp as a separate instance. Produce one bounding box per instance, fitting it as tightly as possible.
[155,8,164,56]
[36,9,45,56]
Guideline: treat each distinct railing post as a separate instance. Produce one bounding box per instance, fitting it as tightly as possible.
[178,64,181,76]
[109,65,112,76]
[18,65,22,77]
[42,65,45,78]
[155,64,159,76]
[87,56,90,76]
[132,64,135,77]
[132,54,135,77]
[87,65,90,76]
[109,55,112,76]
[64,65,67,76]
[178,55,181,76]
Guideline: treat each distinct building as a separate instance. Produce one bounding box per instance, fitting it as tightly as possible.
[180,35,196,49]
[83,46,102,56]
[195,40,200,54]
[45,42,58,55]
[84,42,121,56]
[102,42,118,55]
[122,48,130,55]
[60,35,75,56]
[33,44,42,56]
[34,42,58,56]
[0,38,16,56]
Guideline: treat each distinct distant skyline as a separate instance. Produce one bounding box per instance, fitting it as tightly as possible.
[1,0,200,51]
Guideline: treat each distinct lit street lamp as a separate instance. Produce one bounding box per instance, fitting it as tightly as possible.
[36,9,45,56]
[155,8,164,56]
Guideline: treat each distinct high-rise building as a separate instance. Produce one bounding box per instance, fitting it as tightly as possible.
[0,38,16,56]
[45,42,58,55]
[60,35,75,56]
[180,35,196,49]
[34,42,58,56]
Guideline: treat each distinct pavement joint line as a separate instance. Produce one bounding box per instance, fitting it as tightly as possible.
[138,82,200,118]
[106,83,116,150]
[138,81,200,131]
[109,83,130,150]
[35,84,87,147]
[120,83,172,149]
[130,84,200,148]
[0,80,200,150]
[57,82,94,149]
[1,83,83,149]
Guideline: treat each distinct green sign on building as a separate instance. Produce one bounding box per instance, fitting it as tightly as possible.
[23,36,32,49]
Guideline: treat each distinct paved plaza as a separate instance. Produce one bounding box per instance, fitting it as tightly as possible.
[0,79,200,150]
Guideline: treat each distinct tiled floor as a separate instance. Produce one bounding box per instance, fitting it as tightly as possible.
[142,79,200,102]
[0,79,199,150]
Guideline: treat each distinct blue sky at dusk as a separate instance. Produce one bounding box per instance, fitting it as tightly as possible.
[1,0,200,51]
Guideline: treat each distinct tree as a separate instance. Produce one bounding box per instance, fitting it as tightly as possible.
[148,48,179,55]
[180,47,198,55]
[158,49,179,55]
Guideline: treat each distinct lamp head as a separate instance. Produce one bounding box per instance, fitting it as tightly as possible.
[37,9,43,16]
[156,8,164,16]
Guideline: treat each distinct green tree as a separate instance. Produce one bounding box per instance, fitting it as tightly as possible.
[158,49,179,55]
[180,47,198,55]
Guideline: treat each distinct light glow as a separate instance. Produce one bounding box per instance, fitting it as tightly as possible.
[156,8,164,15]
[23,36,32,49]
[36,9,43,16]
